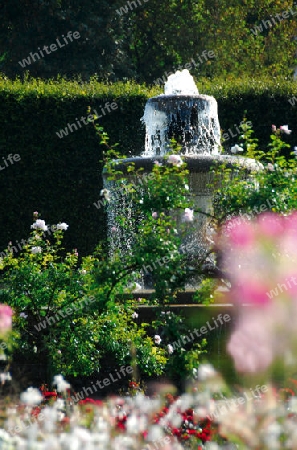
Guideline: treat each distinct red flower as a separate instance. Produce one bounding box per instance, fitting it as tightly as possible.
[31,407,41,418]
[43,391,57,399]
[78,398,103,406]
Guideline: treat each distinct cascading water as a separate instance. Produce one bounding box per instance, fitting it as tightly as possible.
[142,70,220,156]
[103,69,259,289]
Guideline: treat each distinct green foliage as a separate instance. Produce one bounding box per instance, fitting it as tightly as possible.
[151,309,208,384]
[213,122,297,223]
[0,121,215,384]
[0,0,132,81]
[125,0,297,82]
[0,213,169,383]
[1,1,296,82]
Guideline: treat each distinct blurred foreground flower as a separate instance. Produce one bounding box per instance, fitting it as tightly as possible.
[20,387,43,406]
[53,375,70,393]
[217,212,297,373]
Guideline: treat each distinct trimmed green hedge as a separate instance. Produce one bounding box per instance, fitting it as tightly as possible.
[0,76,297,256]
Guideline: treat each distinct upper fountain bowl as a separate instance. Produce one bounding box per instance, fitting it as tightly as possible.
[141,70,220,157]
[141,94,220,156]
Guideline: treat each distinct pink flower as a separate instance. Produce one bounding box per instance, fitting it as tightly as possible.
[271,125,277,132]
[257,212,284,238]
[183,208,194,222]
[267,163,275,171]
[152,212,158,219]
[0,305,13,334]
[154,160,162,167]
[231,282,272,306]
[222,218,255,248]
[227,308,275,373]
[111,226,117,233]
[167,154,183,167]
[280,125,292,135]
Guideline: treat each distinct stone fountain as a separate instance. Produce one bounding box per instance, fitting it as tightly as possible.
[103,70,259,291]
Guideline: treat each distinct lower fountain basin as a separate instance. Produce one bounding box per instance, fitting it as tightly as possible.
[104,154,260,177]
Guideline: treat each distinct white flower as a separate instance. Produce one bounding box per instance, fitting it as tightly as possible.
[53,374,70,393]
[31,246,42,254]
[56,222,69,230]
[168,154,183,167]
[280,125,292,135]
[20,387,43,406]
[31,219,48,231]
[267,163,275,171]
[0,372,11,382]
[154,335,162,344]
[183,208,194,222]
[167,344,174,354]
[196,363,217,381]
[185,184,189,190]
[100,188,111,201]
[154,160,162,166]
[230,144,244,154]
[132,312,138,319]
[20,312,28,318]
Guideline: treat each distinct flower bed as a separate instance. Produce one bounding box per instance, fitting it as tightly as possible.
[1,368,297,449]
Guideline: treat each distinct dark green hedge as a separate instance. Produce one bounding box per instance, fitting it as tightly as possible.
[0,76,297,256]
